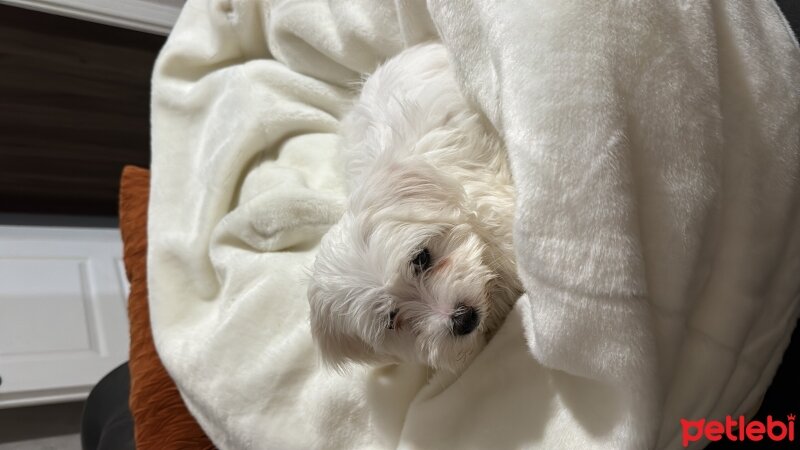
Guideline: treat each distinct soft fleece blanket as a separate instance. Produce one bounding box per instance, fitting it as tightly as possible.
[149,1,800,448]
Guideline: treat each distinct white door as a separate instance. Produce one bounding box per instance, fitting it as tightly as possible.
[0,226,130,408]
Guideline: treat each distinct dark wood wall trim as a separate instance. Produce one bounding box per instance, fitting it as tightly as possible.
[0,5,165,217]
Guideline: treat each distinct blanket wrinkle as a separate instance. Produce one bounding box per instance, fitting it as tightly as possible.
[149,0,800,448]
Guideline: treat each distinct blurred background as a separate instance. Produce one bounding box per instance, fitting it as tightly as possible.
[0,1,181,448]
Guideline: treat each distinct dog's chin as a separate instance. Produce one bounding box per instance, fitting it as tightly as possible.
[369,340,485,373]
[418,332,487,372]
[371,320,489,372]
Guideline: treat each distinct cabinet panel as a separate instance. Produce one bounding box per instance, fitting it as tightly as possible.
[0,258,93,355]
[0,226,129,408]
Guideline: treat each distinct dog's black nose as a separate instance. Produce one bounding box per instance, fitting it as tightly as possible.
[451,304,480,336]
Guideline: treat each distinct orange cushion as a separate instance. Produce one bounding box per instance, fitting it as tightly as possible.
[119,166,214,450]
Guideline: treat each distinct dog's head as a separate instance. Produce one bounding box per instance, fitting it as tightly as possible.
[308,158,514,371]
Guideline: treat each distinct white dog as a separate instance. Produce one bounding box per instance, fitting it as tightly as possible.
[308,43,522,371]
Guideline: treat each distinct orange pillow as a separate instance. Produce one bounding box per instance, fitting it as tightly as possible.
[119,166,214,450]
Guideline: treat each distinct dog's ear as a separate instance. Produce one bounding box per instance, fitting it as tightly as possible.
[309,321,378,371]
[307,286,379,371]
[307,240,381,371]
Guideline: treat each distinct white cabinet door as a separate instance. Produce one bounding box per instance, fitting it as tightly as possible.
[0,0,185,35]
[0,226,130,408]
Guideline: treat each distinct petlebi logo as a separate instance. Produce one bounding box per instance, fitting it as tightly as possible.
[681,414,796,447]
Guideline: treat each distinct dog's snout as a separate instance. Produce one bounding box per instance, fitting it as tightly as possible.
[451,303,480,336]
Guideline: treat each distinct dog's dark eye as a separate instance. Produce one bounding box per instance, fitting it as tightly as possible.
[387,309,399,330]
[411,247,432,273]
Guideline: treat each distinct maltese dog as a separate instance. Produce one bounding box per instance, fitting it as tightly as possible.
[307,42,522,372]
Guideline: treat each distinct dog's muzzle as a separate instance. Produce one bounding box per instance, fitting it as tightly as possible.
[451,303,480,336]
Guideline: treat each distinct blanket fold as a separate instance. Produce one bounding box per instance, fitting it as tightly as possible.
[149,0,800,448]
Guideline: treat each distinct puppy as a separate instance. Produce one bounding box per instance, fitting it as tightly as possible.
[307,43,522,371]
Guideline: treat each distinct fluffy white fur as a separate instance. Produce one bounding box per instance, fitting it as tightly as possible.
[308,43,521,371]
[149,0,799,448]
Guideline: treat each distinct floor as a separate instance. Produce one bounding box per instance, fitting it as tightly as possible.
[0,402,83,450]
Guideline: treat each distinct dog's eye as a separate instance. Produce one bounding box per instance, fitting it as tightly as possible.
[387,309,399,330]
[411,248,432,273]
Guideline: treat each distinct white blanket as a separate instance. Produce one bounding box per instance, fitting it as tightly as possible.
[149,1,800,448]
